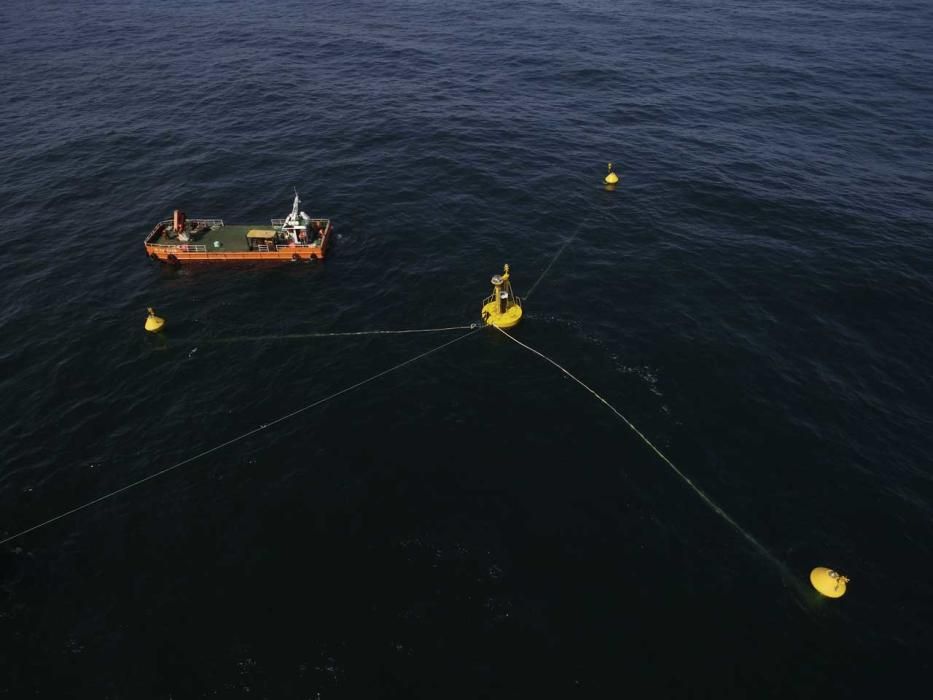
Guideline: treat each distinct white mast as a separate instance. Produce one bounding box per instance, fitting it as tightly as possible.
[289,188,300,221]
[282,188,310,244]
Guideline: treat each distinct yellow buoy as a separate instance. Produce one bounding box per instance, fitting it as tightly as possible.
[604,162,619,185]
[145,307,165,333]
[810,566,849,598]
[481,264,523,329]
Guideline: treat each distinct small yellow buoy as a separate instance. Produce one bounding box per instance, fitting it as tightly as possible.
[604,162,619,185]
[810,566,849,598]
[145,307,165,333]
[481,264,523,329]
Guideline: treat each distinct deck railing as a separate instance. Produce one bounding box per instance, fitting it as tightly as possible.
[145,217,330,253]
[271,218,330,227]
[146,217,225,249]
[147,218,225,236]
[149,243,208,252]
[253,242,323,252]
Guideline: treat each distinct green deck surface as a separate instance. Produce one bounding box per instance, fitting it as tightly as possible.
[151,225,257,252]
[150,224,324,252]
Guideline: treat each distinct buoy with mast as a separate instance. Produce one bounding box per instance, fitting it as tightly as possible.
[481,264,523,328]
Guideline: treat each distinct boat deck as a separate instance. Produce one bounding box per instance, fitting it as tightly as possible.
[148,224,325,252]
[145,217,332,262]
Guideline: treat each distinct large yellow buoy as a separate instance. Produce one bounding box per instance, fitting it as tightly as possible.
[604,162,619,185]
[481,264,523,329]
[810,567,849,598]
[145,307,165,333]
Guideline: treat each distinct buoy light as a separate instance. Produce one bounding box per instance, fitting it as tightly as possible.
[604,162,619,185]
[145,307,165,333]
[481,264,523,329]
[809,567,849,598]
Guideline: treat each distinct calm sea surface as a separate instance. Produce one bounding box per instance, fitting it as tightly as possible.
[1,0,932,696]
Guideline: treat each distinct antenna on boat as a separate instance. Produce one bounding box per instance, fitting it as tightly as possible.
[290,188,300,220]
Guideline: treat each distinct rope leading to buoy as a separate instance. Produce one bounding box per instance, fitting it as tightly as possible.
[0,327,482,546]
[202,323,478,344]
[525,200,609,300]
[494,325,803,590]
[524,222,587,300]
[526,166,625,301]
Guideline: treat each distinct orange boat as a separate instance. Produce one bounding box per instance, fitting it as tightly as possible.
[145,192,331,264]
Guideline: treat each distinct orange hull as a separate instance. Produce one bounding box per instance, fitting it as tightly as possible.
[146,245,327,263]
[146,222,332,264]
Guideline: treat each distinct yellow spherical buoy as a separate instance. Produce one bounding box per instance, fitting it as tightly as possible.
[810,567,849,598]
[145,307,165,333]
[481,264,523,329]
[604,162,619,185]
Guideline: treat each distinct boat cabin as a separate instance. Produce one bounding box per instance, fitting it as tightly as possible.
[246,229,277,252]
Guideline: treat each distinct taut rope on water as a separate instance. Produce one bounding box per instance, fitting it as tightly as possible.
[525,221,587,300]
[0,327,482,546]
[525,199,611,300]
[493,325,807,596]
[200,323,478,345]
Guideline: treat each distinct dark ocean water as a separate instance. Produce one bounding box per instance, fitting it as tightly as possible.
[2,0,932,696]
